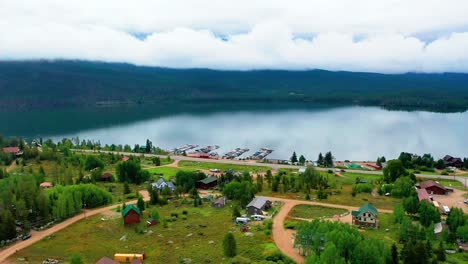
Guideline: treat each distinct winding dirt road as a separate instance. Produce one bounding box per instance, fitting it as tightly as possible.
[264,196,393,264]
[0,191,150,264]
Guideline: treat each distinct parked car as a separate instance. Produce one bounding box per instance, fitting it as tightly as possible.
[21,234,32,240]
[251,215,265,221]
[235,217,250,224]
[464,199,468,204]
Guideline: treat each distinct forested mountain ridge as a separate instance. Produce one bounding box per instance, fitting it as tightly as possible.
[1,60,468,112]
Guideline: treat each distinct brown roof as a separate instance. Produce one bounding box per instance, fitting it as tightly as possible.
[40,182,53,188]
[419,180,447,191]
[96,257,118,264]
[416,189,431,202]
[101,172,113,179]
[2,147,20,153]
[131,259,142,264]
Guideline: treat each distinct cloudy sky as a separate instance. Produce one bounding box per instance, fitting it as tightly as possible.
[1,0,468,73]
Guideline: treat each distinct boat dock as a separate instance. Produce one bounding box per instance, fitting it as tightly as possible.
[223,148,250,159]
[249,148,274,160]
[172,144,198,154]
[195,145,220,153]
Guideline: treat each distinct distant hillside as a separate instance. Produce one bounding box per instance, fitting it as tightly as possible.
[0,60,467,112]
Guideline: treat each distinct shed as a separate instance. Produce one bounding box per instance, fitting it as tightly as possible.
[122,156,130,162]
[197,176,218,189]
[122,205,141,225]
[96,257,118,264]
[419,180,447,195]
[212,197,226,208]
[246,196,272,215]
[40,182,53,189]
[101,172,113,181]
[147,218,158,226]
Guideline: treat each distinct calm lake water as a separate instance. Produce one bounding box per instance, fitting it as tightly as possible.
[1,105,467,161]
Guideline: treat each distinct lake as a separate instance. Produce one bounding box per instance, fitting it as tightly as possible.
[1,104,467,161]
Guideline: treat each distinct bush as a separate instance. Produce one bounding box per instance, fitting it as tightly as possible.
[355,184,373,193]
[171,212,179,218]
[181,215,187,220]
[125,193,137,199]
[182,210,188,215]
[441,170,450,175]
[158,197,168,206]
[284,221,298,229]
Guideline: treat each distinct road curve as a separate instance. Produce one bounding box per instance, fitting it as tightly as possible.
[73,149,468,186]
[264,196,393,264]
[0,191,150,263]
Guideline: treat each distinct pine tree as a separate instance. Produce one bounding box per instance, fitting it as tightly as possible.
[69,254,84,264]
[137,197,145,212]
[317,153,324,166]
[123,182,131,194]
[290,151,298,163]
[391,243,399,264]
[437,241,446,261]
[0,210,16,240]
[299,155,306,165]
[223,233,237,258]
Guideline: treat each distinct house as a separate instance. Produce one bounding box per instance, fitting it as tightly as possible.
[96,257,118,264]
[416,188,431,202]
[146,218,158,226]
[212,197,226,208]
[2,147,22,156]
[443,155,463,168]
[418,180,447,195]
[39,182,53,189]
[351,203,378,228]
[122,204,141,225]
[151,177,176,192]
[246,196,272,215]
[197,176,218,189]
[101,172,113,182]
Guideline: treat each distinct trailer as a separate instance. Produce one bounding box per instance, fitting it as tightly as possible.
[114,253,145,263]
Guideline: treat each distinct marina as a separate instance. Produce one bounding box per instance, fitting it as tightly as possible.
[172,144,198,154]
[222,148,250,159]
[249,148,274,160]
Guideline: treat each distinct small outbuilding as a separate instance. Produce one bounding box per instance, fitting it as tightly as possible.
[122,204,141,225]
[2,146,22,156]
[212,197,226,208]
[418,180,448,195]
[197,176,218,189]
[96,257,118,264]
[146,218,158,226]
[101,172,113,182]
[246,196,272,215]
[40,182,53,189]
[151,177,176,192]
[352,203,378,228]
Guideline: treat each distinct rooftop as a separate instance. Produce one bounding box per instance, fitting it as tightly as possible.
[419,180,447,191]
[352,202,378,217]
[198,176,218,184]
[122,204,141,217]
[247,196,270,209]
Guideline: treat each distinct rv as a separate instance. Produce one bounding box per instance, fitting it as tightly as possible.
[251,215,266,221]
[442,205,450,215]
[235,217,250,224]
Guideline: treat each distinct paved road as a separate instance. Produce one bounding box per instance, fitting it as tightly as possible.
[264,196,393,264]
[0,191,150,263]
[74,149,468,186]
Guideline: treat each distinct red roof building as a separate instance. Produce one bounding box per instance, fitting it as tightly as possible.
[416,188,431,202]
[96,257,118,264]
[40,182,53,189]
[2,147,20,154]
[419,180,447,195]
[122,156,130,161]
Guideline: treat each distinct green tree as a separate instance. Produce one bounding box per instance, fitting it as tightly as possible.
[151,207,160,222]
[290,151,298,163]
[0,209,16,240]
[153,156,161,166]
[137,196,145,212]
[148,185,159,205]
[391,176,415,198]
[256,174,264,192]
[393,204,405,224]
[317,153,324,166]
[223,233,237,258]
[383,160,407,183]
[145,139,152,153]
[418,200,440,227]
[436,241,446,262]
[403,194,419,214]
[435,159,446,170]
[391,243,398,264]
[299,155,306,165]
[69,254,84,264]
[84,155,104,171]
[123,182,131,194]
[447,207,465,232]
[232,205,241,219]
[324,152,333,167]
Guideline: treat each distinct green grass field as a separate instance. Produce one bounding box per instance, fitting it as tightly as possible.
[178,160,269,173]
[11,202,280,263]
[146,167,192,180]
[361,213,398,246]
[288,205,348,219]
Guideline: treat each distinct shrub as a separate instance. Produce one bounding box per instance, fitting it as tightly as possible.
[181,215,187,220]
[355,184,373,193]
[171,212,179,218]
[125,193,137,199]
[284,221,298,229]
[441,170,450,175]
[182,210,188,215]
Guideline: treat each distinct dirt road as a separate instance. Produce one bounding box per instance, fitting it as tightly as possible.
[264,196,393,264]
[0,191,150,263]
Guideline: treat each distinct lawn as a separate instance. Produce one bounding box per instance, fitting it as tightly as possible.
[288,205,348,219]
[178,160,269,173]
[146,167,193,180]
[361,213,398,246]
[11,202,280,263]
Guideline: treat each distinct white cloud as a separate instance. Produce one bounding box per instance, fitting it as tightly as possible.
[1,0,468,72]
